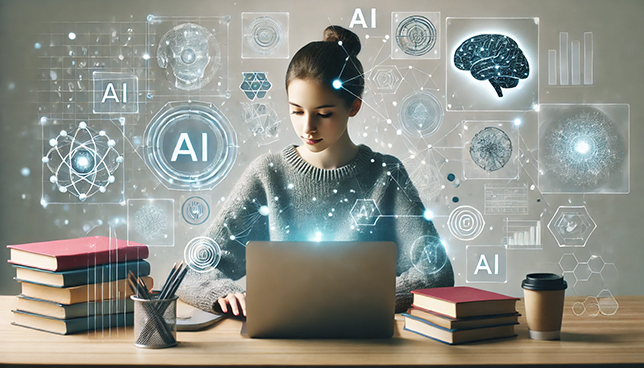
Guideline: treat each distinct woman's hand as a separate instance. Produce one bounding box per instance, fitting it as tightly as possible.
[215,292,246,317]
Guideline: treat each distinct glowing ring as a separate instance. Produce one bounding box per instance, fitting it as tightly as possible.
[184,237,221,273]
[447,205,485,241]
[245,16,283,55]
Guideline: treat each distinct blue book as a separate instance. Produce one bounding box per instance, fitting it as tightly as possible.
[16,295,135,319]
[402,313,517,345]
[13,260,150,288]
[12,309,133,335]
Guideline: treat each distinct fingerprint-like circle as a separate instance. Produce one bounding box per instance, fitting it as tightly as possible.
[469,126,513,172]
[184,237,221,273]
[395,15,437,56]
[447,205,485,241]
[245,16,283,55]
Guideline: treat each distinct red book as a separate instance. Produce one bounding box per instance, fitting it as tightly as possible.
[7,236,148,271]
[411,286,518,318]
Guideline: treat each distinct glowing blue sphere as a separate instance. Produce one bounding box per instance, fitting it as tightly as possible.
[71,149,95,174]
[332,79,342,89]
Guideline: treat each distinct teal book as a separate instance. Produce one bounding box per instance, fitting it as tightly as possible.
[402,313,517,345]
[12,309,134,335]
[13,260,150,288]
[16,295,135,319]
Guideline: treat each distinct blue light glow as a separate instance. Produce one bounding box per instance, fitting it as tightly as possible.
[332,79,342,89]
[423,209,434,220]
[575,141,590,154]
[258,205,269,216]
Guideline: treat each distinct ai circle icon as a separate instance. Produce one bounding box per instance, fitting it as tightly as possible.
[144,101,237,190]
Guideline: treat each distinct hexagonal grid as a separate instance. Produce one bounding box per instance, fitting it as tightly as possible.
[368,65,403,94]
[558,253,577,272]
[548,206,596,247]
[350,199,381,226]
[240,72,271,100]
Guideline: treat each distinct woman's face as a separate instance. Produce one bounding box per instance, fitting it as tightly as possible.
[287,78,359,153]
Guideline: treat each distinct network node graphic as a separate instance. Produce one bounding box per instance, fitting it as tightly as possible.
[454,34,529,97]
[43,121,123,202]
[410,235,448,275]
[448,205,485,241]
[350,199,381,226]
[240,72,271,100]
[184,237,221,273]
[398,91,444,138]
[143,101,237,191]
[157,22,221,91]
[242,102,282,143]
[181,196,210,226]
[368,65,403,94]
[548,206,596,247]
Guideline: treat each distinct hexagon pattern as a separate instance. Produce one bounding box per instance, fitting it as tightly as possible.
[368,65,403,94]
[548,206,596,247]
[350,199,381,226]
[240,72,271,100]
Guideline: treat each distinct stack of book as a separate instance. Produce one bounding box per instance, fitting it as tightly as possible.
[7,236,151,335]
[403,286,519,345]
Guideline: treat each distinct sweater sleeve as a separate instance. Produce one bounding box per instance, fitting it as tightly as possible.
[382,161,455,313]
[177,157,270,313]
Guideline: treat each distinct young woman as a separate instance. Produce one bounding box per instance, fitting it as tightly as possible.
[177,26,454,316]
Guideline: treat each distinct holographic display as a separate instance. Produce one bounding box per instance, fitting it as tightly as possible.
[184,237,222,273]
[538,104,629,193]
[391,12,440,60]
[462,121,519,180]
[181,196,210,226]
[157,22,221,91]
[368,65,403,94]
[242,102,282,146]
[240,72,272,100]
[448,205,485,241]
[410,235,448,275]
[398,91,443,138]
[143,101,237,191]
[42,119,124,204]
[242,12,289,59]
[127,198,175,247]
[454,34,529,97]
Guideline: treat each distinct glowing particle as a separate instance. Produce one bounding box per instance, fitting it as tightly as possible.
[20,167,30,177]
[258,205,269,216]
[514,118,522,126]
[68,32,76,40]
[332,79,342,89]
[423,209,434,220]
[34,43,42,49]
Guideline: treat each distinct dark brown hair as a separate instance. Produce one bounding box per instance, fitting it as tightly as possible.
[285,25,365,108]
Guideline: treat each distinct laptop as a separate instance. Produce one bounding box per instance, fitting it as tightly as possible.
[245,241,397,338]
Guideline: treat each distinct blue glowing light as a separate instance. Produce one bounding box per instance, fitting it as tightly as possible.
[423,209,434,221]
[575,141,591,155]
[332,79,342,89]
[514,118,522,126]
[70,149,95,174]
[258,205,269,216]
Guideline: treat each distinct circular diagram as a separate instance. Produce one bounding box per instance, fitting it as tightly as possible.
[143,101,237,191]
[398,91,444,138]
[157,22,221,91]
[410,235,448,275]
[395,15,437,56]
[245,16,283,55]
[541,106,625,189]
[447,205,485,241]
[184,237,221,273]
[469,127,513,172]
[181,196,211,225]
[43,121,123,201]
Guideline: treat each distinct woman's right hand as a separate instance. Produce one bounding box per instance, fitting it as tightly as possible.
[215,292,246,317]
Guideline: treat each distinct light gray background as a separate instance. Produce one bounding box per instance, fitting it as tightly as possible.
[0,0,642,301]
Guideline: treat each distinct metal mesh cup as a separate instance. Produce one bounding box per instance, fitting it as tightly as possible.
[132,295,178,348]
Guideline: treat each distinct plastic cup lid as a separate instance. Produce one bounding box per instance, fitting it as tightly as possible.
[521,273,567,291]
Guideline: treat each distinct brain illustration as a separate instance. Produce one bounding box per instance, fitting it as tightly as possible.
[454,34,529,97]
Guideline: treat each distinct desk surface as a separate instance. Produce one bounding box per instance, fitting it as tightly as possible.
[1,295,643,367]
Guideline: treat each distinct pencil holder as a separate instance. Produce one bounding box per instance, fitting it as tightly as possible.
[132,294,178,348]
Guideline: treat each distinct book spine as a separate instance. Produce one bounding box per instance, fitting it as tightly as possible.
[67,312,134,334]
[62,260,151,287]
[57,246,149,271]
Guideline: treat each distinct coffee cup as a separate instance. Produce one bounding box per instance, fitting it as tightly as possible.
[521,273,567,340]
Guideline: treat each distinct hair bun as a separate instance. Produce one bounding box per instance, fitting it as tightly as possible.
[323,25,361,56]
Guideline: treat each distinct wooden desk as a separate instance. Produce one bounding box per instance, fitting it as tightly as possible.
[0,295,643,367]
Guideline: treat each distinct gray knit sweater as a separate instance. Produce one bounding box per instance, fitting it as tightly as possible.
[177,144,454,313]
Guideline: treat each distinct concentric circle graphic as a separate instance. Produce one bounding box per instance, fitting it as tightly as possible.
[143,101,237,190]
[410,235,448,275]
[184,237,222,273]
[398,91,444,138]
[447,205,485,241]
[396,15,437,56]
[245,16,283,55]
[44,121,123,201]
[181,196,210,225]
